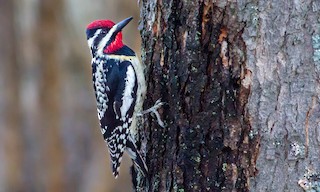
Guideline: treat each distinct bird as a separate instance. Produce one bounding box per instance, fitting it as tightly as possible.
[85,17,148,178]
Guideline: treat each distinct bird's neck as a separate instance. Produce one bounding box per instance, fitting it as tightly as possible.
[104,32,124,54]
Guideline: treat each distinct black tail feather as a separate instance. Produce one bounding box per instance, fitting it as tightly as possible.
[126,138,148,176]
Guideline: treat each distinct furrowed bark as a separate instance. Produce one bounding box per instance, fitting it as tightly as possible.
[137,0,320,191]
[137,1,259,191]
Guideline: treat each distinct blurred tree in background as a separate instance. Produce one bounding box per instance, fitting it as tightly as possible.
[0,0,141,191]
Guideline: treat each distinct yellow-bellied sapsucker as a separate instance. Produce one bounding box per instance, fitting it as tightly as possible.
[85,17,147,178]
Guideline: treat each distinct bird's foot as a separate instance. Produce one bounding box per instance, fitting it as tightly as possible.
[137,99,165,127]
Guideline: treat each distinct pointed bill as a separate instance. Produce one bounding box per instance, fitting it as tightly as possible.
[114,16,133,34]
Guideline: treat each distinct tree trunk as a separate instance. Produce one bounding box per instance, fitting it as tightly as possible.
[137,0,320,191]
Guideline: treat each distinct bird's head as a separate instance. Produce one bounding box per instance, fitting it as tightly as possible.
[86,16,133,55]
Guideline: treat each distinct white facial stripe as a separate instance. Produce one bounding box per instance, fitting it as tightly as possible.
[120,65,135,118]
[97,24,118,56]
[87,29,102,48]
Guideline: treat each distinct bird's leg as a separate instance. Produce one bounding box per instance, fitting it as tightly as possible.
[137,99,165,127]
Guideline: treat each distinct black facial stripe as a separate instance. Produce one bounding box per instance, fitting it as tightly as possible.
[105,35,116,49]
[86,28,110,40]
[93,30,109,48]
[86,29,97,39]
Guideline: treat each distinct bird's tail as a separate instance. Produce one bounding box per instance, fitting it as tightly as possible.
[107,139,125,179]
[126,137,148,176]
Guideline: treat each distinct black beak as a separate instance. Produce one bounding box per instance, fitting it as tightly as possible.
[114,16,133,34]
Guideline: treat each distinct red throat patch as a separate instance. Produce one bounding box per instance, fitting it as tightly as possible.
[104,32,124,54]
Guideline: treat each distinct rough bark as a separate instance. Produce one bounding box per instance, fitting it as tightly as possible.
[138,1,258,191]
[241,1,320,191]
[137,0,320,192]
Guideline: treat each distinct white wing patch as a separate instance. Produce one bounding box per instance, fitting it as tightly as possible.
[120,65,136,119]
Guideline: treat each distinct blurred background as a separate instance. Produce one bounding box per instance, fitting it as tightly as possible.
[0,0,141,191]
